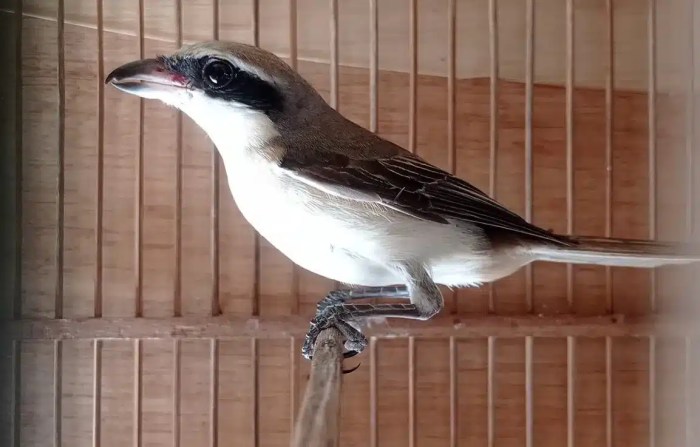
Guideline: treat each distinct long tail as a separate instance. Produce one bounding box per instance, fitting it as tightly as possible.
[530,235,700,268]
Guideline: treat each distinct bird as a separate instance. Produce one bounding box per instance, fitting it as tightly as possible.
[106,40,700,360]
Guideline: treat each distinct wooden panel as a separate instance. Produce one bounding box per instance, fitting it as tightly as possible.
[100,340,135,447]
[62,8,99,318]
[533,338,567,446]
[611,337,650,447]
[415,338,451,446]
[376,339,410,446]
[61,340,94,447]
[574,338,607,447]
[494,338,525,447]
[141,340,175,447]
[101,1,139,317]
[456,338,489,445]
[257,339,292,446]
[218,338,255,447]
[21,12,59,318]
[0,6,21,319]
[19,341,55,447]
[655,337,687,447]
[179,339,212,445]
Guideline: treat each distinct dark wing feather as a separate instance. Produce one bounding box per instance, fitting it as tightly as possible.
[280,151,571,245]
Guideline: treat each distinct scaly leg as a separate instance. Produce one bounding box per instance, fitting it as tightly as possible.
[303,263,443,360]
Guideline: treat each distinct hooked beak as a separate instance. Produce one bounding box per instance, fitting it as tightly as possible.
[105,58,188,100]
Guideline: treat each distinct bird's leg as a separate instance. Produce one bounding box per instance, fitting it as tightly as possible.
[316,285,409,312]
[303,264,443,360]
[302,303,422,360]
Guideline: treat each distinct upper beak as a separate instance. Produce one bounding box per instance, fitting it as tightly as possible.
[105,58,187,100]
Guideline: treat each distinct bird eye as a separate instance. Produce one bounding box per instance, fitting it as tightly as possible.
[202,59,235,89]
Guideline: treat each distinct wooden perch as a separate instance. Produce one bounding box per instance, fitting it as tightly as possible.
[291,328,344,447]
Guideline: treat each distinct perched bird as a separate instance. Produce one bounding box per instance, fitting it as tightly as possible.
[106,41,700,360]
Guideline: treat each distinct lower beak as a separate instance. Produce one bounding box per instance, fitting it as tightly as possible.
[105,58,187,100]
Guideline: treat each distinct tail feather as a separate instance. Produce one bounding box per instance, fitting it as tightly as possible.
[531,235,700,268]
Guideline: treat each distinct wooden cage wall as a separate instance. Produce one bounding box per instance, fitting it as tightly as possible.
[1,0,699,446]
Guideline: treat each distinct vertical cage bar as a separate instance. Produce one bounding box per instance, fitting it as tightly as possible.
[251,0,260,316]
[567,337,576,447]
[174,0,183,317]
[685,337,693,447]
[288,0,300,315]
[525,337,533,447]
[524,0,534,313]
[408,337,416,447]
[565,0,575,310]
[408,0,417,153]
[54,340,63,447]
[93,340,102,447]
[211,0,221,317]
[686,0,695,238]
[56,0,65,319]
[447,0,458,314]
[13,0,23,319]
[251,338,259,447]
[369,0,378,133]
[289,337,298,433]
[330,0,338,110]
[370,338,378,447]
[135,0,145,317]
[488,0,498,313]
[94,0,104,318]
[647,0,657,312]
[605,337,613,447]
[447,0,456,175]
[11,341,21,447]
[172,339,181,447]
[449,337,457,447]
[133,339,142,447]
[487,336,495,447]
[289,0,298,70]
[604,0,614,314]
[210,339,219,447]
[648,336,656,447]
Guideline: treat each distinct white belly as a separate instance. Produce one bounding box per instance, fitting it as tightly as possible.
[224,152,402,285]
[220,146,532,288]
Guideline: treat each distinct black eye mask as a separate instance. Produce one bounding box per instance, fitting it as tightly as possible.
[157,55,284,115]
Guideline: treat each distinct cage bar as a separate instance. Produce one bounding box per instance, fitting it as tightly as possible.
[133,339,142,447]
[251,0,261,317]
[13,0,23,320]
[174,0,184,317]
[369,0,378,133]
[370,337,378,447]
[172,339,181,447]
[648,336,656,447]
[210,338,219,447]
[606,337,613,447]
[135,0,145,317]
[289,0,298,70]
[54,340,62,447]
[487,336,495,447]
[92,339,102,447]
[408,336,416,447]
[56,0,65,319]
[604,0,614,314]
[449,337,457,447]
[211,0,222,317]
[525,0,534,312]
[330,0,338,110]
[567,336,576,447]
[488,0,498,313]
[94,0,104,318]
[408,0,417,154]
[648,0,657,312]
[525,336,533,447]
[565,0,574,309]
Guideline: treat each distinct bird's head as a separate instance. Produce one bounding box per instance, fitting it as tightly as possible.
[105,40,328,150]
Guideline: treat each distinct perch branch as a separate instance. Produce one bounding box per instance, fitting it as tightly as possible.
[291,328,344,447]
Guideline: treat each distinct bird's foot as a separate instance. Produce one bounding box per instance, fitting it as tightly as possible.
[302,302,368,361]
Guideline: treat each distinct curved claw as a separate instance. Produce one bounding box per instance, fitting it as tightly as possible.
[342,362,361,374]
